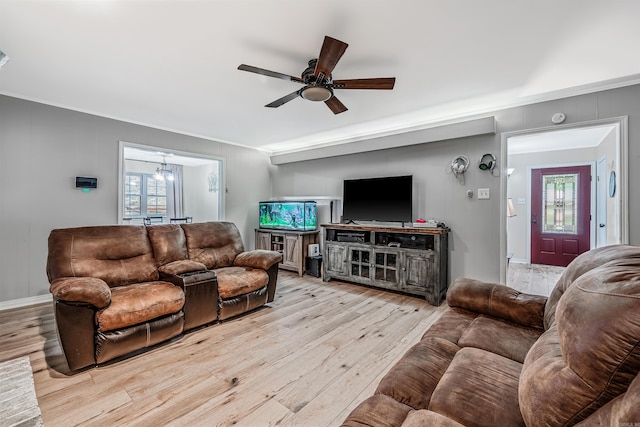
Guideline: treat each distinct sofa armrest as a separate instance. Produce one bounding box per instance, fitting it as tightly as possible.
[49,277,111,309]
[158,260,208,276]
[447,278,548,330]
[234,250,282,270]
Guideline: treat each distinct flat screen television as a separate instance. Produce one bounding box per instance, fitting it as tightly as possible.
[342,175,413,223]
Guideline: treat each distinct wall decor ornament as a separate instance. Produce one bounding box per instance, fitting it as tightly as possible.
[609,170,616,197]
[208,171,218,193]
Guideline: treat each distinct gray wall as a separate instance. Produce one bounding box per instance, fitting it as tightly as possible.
[271,84,640,284]
[183,162,221,222]
[2,84,639,303]
[0,94,272,303]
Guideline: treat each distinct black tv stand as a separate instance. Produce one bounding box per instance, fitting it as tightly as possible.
[322,224,450,306]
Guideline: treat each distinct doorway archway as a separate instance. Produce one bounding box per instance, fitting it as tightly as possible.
[500,117,628,285]
[118,141,225,225]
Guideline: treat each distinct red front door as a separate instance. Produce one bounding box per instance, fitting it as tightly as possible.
[531,165,591,267]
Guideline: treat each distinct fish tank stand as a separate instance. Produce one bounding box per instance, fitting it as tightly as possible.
[255,229,320,277]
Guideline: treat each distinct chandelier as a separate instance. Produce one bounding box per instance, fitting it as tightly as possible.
[155,155,174,181]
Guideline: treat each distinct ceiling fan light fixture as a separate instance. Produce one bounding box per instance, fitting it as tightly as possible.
[301,85,332,102]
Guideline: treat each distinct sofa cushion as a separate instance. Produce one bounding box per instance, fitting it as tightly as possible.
[402,410,465,427]
[429,347,525,427]
[421,308,477,344]
[96,281,185,332]
[519,257,640,426]
[375,337,460,410]
[342,394,413,427]
[458,315,542,363]
[47,225,158,287]
[216,266,269,299]
[544,244,640,329]
[575,372,640,426]
[146,224,189,266]
[181,222,244,269]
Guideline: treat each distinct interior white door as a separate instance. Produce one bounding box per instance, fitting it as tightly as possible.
[596,157,607,247]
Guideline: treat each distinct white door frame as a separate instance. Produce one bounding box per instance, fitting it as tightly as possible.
[500,116,628,284]
[596,156,608,247]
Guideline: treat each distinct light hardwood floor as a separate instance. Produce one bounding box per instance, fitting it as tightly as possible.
[0,272,447,426]
[507,262,565,297]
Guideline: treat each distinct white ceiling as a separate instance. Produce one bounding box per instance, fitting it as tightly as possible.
[1,0,639,155]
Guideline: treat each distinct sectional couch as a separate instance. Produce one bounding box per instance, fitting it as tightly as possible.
[46,221,281,372]
[342,244,640,426]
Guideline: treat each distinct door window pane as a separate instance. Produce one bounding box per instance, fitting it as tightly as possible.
[542,173,577,234]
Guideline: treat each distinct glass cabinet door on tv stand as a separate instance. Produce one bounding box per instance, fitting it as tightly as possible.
[345,246,400,288]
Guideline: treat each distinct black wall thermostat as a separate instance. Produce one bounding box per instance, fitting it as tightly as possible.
[75,176,98,189]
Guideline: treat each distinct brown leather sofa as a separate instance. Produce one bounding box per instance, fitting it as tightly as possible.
[47,221,281,371]
[342,244,640,426]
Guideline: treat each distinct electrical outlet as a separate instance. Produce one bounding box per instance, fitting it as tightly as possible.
[478,188,490,199]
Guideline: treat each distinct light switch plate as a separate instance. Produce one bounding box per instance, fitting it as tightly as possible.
[478,188,490,199]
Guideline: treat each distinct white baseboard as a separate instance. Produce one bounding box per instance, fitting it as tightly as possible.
[509,258,529,265]
[0,294,52,312]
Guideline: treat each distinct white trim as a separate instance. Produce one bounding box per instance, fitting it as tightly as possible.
[596,155,608,248]
[0,294,52,312]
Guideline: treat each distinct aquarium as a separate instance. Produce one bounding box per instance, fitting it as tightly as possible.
[259,201,317,231]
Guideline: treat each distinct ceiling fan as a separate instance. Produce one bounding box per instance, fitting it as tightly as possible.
[238,36,396,114]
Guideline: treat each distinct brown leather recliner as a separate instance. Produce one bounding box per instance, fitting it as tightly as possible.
[47,225,186,372]
[146,222,282,323]
[342,244,640,426]
[179,222,282,320]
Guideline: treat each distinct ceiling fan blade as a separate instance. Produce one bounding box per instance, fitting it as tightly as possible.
[238,64,303,83]
[325,96,348,114]
[265,90,301,108]
[333,77,396,90]
[314,36,348,80]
